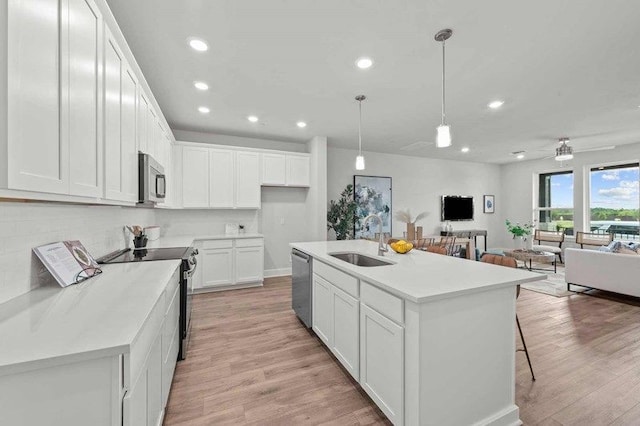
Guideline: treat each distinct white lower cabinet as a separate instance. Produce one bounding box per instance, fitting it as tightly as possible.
[311,273,360,381]
[312,275,332,346]
[360,304,404,425]
[195,237,264,291]
[311,262,404,425]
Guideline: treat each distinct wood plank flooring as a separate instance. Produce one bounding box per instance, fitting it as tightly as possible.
[164,276,640,425]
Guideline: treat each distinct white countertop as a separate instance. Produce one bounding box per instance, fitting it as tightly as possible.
[0,260,181,376]
[145,233,264,249]
[291,240,545,303]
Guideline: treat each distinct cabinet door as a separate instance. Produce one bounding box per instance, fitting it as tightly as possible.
[332,287,359,380]
[201,248,234,287]
[65,0,103,197]
[209,149,234,208]
[235,151,261,208]
[360,304,404,425]
[147,108,158,159]
[137,92,149,154]
[103,28,123,201]
[8,0,67,194]
[261,153,286,186]
[312,275,332,346]
[286,155,310,187]
[121,67,139,202]
[146,333,163,426]
[181,146,209,208]
[235,246,264,284]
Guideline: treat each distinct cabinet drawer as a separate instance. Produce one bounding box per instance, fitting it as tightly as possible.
[361,281,404,324]
[314,261,358,298]
[235,238,263,248]
[201,239,233,249]
[162,284,180,360]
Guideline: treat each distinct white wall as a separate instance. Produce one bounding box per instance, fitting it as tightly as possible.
[499,142,640,247]
[0,202,154,304]
[327,147,503,245]
[155,209,259,237]
[306,136,328,241]
[172,129,307,153]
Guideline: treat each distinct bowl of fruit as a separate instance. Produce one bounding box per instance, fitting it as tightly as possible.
[388,239,414,254]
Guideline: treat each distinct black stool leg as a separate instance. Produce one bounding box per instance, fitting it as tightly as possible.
[516,315,535,381]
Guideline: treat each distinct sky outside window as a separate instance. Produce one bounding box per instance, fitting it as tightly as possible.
[548,173,573,208]
[590,166,639,210]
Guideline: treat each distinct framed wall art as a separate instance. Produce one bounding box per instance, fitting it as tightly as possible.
[483,195,495,214]
[353,175,392,239]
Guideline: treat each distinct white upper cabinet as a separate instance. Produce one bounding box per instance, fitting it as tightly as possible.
[65,0,103,198]
[137,92,149,155]
[261,153,286,186]
[5,0,173,203]
[209,149,234,208]
[104,25,137,203]
[261,152,310,187]
[286,154,310,187]
[235,151,261,208]
[181,146,209,208]
[7,0,67,194]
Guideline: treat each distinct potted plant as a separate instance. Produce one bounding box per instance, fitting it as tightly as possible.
[327,184,358,240]
[506,219,535,250]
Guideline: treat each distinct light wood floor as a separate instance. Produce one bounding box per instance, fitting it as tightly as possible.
[164,276,640,425]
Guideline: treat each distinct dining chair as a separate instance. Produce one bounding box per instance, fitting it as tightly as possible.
[426,245,448,255]
[415,238,435,250]
[439,236,457,256]
[480,253,535,380]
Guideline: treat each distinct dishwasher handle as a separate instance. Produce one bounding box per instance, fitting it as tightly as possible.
[291,249,310,263]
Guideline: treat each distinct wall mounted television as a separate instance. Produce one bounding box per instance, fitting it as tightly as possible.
[441,195,474,221]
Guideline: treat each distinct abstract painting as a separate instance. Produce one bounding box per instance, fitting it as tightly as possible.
[354,175,392,239]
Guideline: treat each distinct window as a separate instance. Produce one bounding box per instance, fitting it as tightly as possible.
[538,171,574,234]
[589,163,639,240]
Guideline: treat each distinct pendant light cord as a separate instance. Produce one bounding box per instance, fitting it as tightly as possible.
[358,99,363,155]
[441,38,446,125]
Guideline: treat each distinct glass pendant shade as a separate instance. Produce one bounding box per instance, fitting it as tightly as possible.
[436,124,452,148]
[355,155,366,170]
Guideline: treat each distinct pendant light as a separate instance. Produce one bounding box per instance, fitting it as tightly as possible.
[555,138,574,161]
[355,95,366,170]
[434,29,453,148]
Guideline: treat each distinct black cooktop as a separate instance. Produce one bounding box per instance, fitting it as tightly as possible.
[97,247,192,264]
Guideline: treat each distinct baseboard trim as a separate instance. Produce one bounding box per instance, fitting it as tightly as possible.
[264,267,292,278]
[193,282,263,294]
[471,404,521,426]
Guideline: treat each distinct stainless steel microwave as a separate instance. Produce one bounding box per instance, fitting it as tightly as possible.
[138,153,166,205]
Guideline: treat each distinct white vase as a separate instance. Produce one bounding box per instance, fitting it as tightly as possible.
[513,236,526,250]
[525,236,533,251]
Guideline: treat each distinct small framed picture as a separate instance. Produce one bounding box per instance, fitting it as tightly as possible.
[483,195,495,214]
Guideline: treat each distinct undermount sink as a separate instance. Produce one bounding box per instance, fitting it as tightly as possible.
[329,252,394,267]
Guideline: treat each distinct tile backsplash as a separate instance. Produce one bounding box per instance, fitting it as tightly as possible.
[0,202,154,304]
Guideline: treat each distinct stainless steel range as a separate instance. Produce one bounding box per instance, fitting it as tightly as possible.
[97,246,198,360]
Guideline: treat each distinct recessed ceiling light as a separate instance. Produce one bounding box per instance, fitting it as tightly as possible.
[461,147,470,153]
[194,81,209,91]
[247,115,259,123]
[488,100,505,109]
[296,121,307,128]
[356,57,373,69]
[198,106,210,114]
[188,38,208,52]
[516,153,525,160]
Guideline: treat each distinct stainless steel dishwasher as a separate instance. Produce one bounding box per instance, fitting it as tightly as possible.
[291,249,312,328]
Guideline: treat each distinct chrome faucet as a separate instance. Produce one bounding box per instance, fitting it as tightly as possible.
[363,214,388,256]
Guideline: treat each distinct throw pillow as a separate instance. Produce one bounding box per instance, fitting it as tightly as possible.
[616,246,639,256]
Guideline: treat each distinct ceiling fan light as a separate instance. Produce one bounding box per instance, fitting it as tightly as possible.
[555,142,574,161]
[436,125,452,148]
[355,155,366,170]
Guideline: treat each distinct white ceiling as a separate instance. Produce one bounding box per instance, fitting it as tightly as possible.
[105,0,640,164]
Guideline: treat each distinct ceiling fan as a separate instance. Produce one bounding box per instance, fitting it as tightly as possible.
[541,137,616,161]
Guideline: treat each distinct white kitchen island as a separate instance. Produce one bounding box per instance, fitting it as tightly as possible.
[290,240,545,426]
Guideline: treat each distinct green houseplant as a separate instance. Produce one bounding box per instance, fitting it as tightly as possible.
[327,184,358,240]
